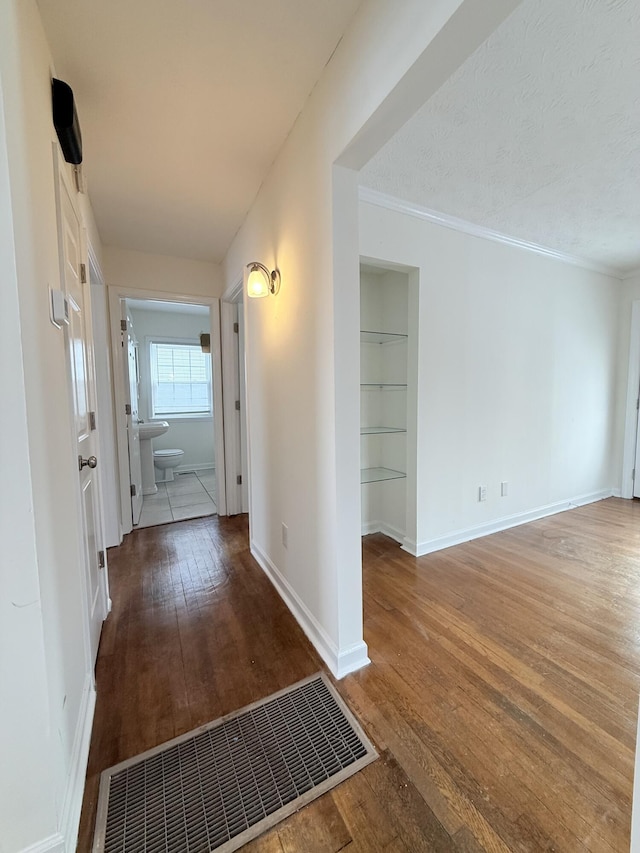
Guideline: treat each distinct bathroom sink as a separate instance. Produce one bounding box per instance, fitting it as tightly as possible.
[138,420,169,440]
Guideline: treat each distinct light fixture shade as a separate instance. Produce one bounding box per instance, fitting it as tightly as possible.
[247,265,270,298]
[246,261,281,298]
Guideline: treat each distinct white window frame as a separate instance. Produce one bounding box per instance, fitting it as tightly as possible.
[148,336,213,421]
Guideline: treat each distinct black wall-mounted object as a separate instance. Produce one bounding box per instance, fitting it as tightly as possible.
[52,78,83,165]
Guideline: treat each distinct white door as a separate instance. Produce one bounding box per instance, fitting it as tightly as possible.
[123,313,143,524]
[58,163,107,667]
[237,304,249,513]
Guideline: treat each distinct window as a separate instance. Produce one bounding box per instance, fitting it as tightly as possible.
[150,340,212,418]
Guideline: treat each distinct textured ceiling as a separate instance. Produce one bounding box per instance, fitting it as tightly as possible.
[360,0,640,274]
[37,0,360,262]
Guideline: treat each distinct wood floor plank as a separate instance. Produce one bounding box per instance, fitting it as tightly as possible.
[77,500,640,852]
[277,794,352,853]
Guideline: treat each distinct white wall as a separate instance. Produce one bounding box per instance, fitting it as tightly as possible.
[0,1,100,849]
[104,245,223,299]
[222,0,520,676]
[128,306,215,472]
[360,200,623,553]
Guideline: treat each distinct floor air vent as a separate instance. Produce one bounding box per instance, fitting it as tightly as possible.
[93,673,377,852]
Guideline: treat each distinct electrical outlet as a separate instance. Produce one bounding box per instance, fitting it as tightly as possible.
[501,481,508,497]
[282,522,288,548]
[479,485,487,502]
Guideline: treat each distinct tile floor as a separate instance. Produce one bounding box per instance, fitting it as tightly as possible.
[136,470,217,529]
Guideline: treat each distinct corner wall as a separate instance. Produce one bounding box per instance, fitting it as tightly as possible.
[222,0,521,676]
[360,199,623,553]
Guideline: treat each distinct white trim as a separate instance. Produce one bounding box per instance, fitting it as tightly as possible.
[335,641,371,679]
[220,301,242,515]
[622,300,640,499]
[250,540,370,679]
[87,242,104,287]
[405,489,616,557]
[359,187,623,279]
[222,273,244,303]
[18,834,65,853]
[59,675,96,852]
[361,520,405,545]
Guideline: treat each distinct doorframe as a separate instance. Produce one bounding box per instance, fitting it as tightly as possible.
[220,275,247,515]
[621,299,640,498]
[108,286,227,535]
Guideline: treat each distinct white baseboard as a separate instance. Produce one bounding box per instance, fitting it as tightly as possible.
[58,674,96,852]
[404,489,616,557]
[19,834,65,853]
[176,463,215,474]
[361,520,405,545]
[18,675,95,853]
[250,540,370,679]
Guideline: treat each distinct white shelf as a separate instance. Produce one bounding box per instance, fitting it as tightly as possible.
[361,330,408,345]
[360,426,406,435]
[361,467,406,484]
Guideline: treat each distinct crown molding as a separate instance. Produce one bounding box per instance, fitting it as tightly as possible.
[358,186,624,279]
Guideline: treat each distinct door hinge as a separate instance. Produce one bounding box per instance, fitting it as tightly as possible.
[79,262,87,283]
[121,319,128,331]
[636,398,639,411]
[98,550,106,569]
[233,322,239,333]
[130,483,137,497]
[633,468,636,482]
[236,475,242,485]
[235,400,241,411]
[125,403,132,415]
[89,410,96,431]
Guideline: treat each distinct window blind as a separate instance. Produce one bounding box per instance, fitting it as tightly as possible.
[150,342,212,417]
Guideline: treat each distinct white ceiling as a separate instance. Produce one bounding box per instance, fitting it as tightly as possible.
[37,0,360,263]
[360,0,640,274]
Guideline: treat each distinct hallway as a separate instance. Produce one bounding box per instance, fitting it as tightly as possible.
[79,500,640,851]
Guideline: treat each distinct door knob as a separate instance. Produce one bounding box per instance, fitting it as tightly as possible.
[78,455,98,471]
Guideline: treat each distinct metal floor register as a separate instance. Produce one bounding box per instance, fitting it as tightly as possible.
[93,673,377,853]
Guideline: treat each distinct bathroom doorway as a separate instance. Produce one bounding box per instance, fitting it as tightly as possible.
[108,289,226,537]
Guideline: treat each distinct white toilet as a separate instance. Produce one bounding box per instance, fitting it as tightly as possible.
[153,448,184,482]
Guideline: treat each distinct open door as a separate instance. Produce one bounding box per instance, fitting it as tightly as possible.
[221,300,248,515]
[56,154,108,666]
[123,306,143,525]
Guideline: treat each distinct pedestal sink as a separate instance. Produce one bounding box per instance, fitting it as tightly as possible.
[138,421,169,494]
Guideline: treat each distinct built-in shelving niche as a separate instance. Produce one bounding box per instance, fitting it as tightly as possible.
[360,265,412,541]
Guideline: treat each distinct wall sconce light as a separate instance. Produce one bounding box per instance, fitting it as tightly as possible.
[200,333,210,353]
[246,262,281,298]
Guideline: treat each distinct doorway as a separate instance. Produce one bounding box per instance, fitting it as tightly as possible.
[108,289,227,537]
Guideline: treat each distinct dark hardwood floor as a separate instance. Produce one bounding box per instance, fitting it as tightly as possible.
[77,499,640,851]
